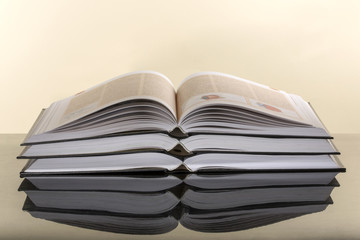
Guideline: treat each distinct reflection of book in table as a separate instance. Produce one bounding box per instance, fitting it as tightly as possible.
[20,173,336,235]
[23,198,332,235]
[180,200,332,233]
[23,198,179,235]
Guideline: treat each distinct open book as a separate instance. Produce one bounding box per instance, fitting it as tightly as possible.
[20,153,345,175]
[22,71,331,145]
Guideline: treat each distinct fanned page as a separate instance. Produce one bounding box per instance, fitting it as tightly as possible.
[23,71,178,144]
[59,71,177,126]
[176,72,330,137]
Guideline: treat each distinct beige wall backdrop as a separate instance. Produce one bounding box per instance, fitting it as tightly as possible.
[0,0,359,133]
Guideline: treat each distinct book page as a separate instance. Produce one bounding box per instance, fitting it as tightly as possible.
[45,71,176,131]
[177,72,308,124]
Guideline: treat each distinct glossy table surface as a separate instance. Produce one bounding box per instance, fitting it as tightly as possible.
[1,134,359,240]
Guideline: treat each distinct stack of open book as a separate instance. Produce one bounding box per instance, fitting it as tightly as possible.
[18,71,345,175]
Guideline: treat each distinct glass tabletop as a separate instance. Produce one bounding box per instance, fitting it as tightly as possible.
[1,134,358,239]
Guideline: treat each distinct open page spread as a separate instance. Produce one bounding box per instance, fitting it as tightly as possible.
[177,72,313,125]
[22,71,333,146]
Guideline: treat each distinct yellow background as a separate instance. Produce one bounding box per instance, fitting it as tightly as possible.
[1,0,359,133]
